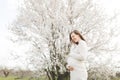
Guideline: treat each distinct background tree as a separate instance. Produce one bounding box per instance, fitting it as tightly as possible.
[9,0,120,80]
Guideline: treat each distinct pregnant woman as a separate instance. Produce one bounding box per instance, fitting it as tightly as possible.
[66,30,88,80]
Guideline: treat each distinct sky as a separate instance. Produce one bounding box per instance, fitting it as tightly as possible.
[0,0,120,70]
[0,0,29,69]
[0,0,17,67]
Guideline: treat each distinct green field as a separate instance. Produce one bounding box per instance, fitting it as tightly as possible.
[0,76,47,80]
[0,76,120,80]
[0,76,29,80]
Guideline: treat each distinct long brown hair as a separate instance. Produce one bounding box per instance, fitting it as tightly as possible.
[69,30,85,44]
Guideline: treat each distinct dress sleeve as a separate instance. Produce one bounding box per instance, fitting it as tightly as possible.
[70,41,88,61]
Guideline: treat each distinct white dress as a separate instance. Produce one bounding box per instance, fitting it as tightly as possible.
[67,40,88,80]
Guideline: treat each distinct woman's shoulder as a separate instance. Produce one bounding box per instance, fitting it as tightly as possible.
[71,40,87,48]
[79,40,87,45]
[77,40,88,49]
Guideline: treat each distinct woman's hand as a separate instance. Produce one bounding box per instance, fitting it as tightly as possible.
[67,66,74,71]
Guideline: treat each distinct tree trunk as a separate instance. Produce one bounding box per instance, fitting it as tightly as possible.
[3,70,9,77]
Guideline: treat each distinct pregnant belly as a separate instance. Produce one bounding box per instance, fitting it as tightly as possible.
[67,57,87,70]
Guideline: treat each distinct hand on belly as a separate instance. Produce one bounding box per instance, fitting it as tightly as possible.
[67,66,74,71]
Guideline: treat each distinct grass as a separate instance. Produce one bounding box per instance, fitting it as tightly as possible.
[0,76,13,80]
[0,76,120,80]
[0,76,29,80]
[112,77,120,80]
[0,76,45,80]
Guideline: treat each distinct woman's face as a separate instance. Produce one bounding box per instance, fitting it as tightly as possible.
[71,32,80,43]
